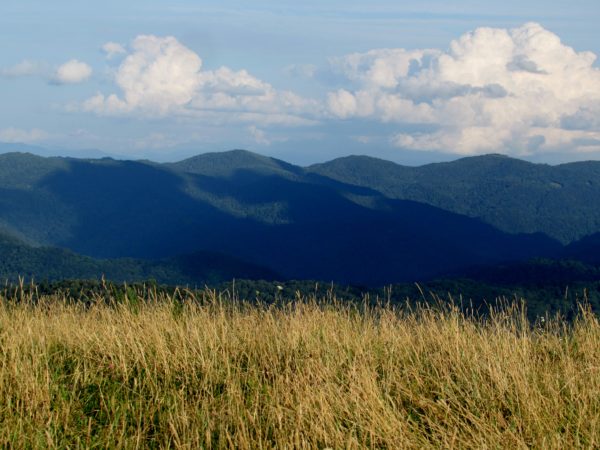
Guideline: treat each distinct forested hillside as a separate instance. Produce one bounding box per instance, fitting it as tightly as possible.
[0,150,599,284]
[309,154,600,243]
[0,231,276,285]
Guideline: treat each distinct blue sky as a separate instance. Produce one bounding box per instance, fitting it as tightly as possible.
[1,0,600,164]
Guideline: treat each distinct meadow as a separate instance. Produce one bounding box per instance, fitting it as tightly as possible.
[0,285,599,448]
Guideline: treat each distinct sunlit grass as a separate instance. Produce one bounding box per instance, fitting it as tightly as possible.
[0,286,599,448]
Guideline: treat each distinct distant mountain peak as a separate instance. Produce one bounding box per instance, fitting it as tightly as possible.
[478,153,511,158]
[169,149,301,177]
[179,149,272,165]
[449,153,525,164]
[308,154,405,172]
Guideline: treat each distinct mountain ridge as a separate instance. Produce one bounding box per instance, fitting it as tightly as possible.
[309,152,600,243]
[0,148,598,285]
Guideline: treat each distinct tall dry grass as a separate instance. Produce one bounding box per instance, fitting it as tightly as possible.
[0,287,599,448]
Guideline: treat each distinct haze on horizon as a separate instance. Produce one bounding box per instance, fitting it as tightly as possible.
[1,0,600,165]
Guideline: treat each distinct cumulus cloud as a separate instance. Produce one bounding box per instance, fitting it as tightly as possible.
[327,89,359,119]
[54,59,93,84]
[84,35,320,125]
[327,23,600,156]
[102,42,126,59]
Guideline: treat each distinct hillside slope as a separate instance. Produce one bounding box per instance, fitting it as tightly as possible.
[309,154,600,243]
[3,150,600,284]
[0,231,277,285]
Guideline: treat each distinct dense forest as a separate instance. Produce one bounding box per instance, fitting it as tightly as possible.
[5,258,599,322]
[1,151,599,285]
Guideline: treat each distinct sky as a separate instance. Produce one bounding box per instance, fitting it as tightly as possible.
[1,0,600,165]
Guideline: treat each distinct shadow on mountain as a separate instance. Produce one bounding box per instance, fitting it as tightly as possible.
[562,233,600,264]
[0,230,278,285]
[29,156,562,285]
[164,250,280,286]
[456,258,600,286]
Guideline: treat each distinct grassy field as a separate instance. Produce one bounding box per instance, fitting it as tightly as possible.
[0,286,599,448]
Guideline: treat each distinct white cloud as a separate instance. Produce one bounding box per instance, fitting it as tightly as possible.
[54,59,93,84]
[328,23,600,156]
[1,59,92,85]
[116,35,201,113]
[102,42,126,59]
[85,35,320,126]
[327,89,359,119]
[0,127,48,143]
[84,35,202,115]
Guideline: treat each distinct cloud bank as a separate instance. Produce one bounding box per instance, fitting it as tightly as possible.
[327,22,600,155]
[85,35,319,126]
[70,24,600,157]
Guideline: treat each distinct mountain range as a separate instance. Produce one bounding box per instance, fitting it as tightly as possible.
[0,149,599,286]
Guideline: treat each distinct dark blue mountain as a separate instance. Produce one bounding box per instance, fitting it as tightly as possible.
[1,149,596,285]
[0,231,277,285]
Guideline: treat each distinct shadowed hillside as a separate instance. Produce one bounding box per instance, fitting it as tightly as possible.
[0,231,277,285]
[0,151,569,285]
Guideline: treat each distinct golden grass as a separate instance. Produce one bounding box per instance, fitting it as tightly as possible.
[0,288,599,448]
